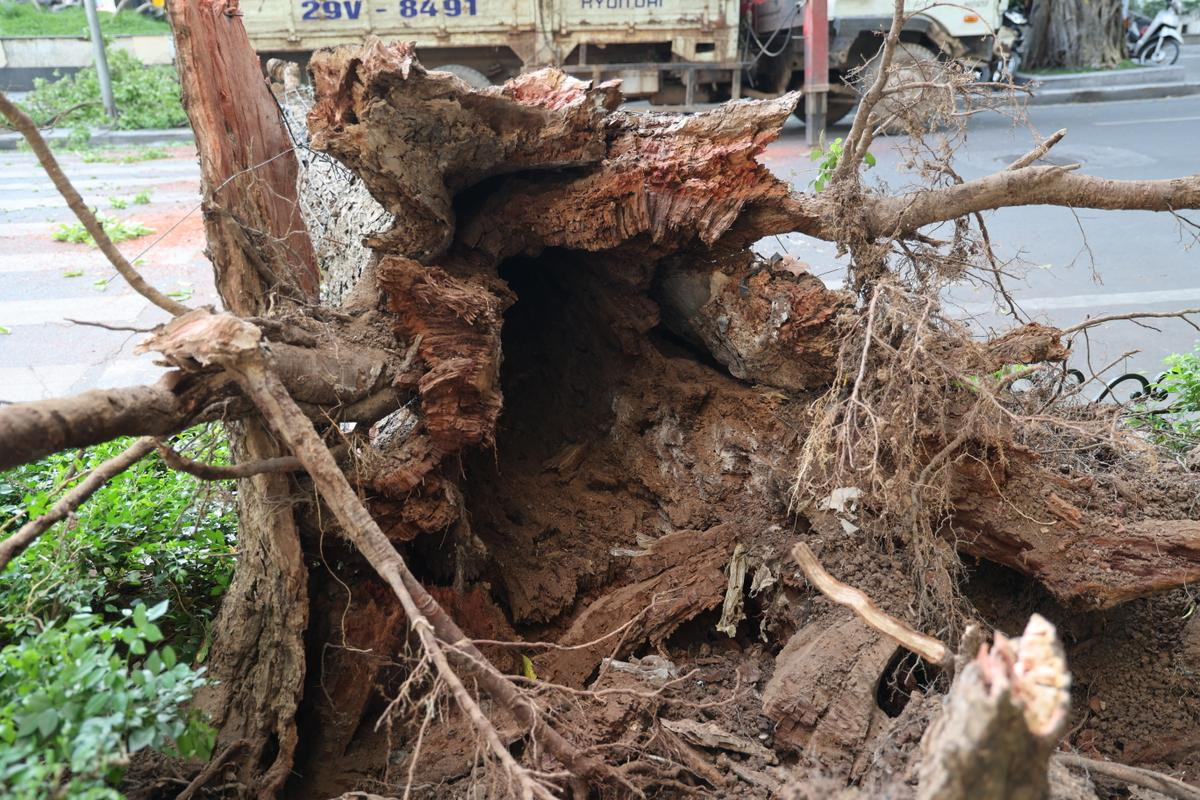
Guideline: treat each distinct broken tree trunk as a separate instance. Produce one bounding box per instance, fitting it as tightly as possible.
[917,615,1071,800]
[10,12,1200,794]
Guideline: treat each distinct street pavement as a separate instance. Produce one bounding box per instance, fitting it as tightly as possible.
[0,145,217,403]
[2,48,1200,404]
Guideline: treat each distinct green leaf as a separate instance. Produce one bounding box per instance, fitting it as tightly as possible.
[145,599,169,622]
[63,270,84,278]
[521,654,538,681]
[863,151,877,167]
[36,708,59,738]
[128,726,154,752]
[0,325,10,335]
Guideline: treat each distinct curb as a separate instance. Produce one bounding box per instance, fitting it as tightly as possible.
[1024,80,1200,106]
[0,127,194,151]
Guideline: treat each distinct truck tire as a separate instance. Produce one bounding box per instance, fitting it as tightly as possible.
[858,41,945,135]
[431,64,491,90]
[794,96,858,126]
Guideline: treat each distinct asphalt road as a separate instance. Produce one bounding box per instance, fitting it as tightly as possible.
[2,50,1199,403]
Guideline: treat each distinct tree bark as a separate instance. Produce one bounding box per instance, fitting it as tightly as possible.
[1025,0,1125,70]
[165,1,319,793]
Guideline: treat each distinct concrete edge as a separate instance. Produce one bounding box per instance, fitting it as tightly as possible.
[0,127,194,151]
[1025,80,1200,106]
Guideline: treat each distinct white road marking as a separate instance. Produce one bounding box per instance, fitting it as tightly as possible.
[0,246,199,274]
[957,286,1200,314]
[1093,114,1200,126]
[0,294,151,326]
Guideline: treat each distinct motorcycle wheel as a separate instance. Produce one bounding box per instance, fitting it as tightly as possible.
[1155,39,1182,66]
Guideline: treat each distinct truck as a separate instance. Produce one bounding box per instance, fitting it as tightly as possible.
[241,0,1001,124]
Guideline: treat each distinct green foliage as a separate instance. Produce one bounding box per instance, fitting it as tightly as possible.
[809,136,876,192]
[80,147,170,164]
[0,2,168,36]
[1128,346,1200,452]
[0,428,236,795]
[53,214,153,245]
[0,429,237,656]
[21,48,188,136]
[107,196,128,210]
[0,606,211,799]
[132,189,152,204]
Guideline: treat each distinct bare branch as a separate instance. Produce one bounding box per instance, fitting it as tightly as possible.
[1055,754,1200,800]
[1061,307,1200,336]
[791,542,951,669]
[834,0,905,180]
[0,437,156,571]
[1006,128,1067,171]
[155,441,304,480]
[0,91,192,317]
[867,167,1200,238]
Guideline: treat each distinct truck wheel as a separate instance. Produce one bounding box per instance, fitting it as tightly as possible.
[858,42,945,135]
[793,96,858,126]
[432,64,491,90]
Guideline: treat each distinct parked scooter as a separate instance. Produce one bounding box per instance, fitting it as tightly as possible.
[988,6,1029,81]
[1127,0,1183,66]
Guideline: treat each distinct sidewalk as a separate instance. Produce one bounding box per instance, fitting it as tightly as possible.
[0,126,194,151]
[1018,63,1200,105]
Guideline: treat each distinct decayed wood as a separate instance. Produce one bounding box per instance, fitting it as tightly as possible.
[168,0,317,314]
[950,454,1200,609]
[140,309,620,796]
[761,614,899,776]
[917,614,1071,800]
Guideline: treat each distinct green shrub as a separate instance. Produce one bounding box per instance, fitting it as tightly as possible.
[21,48,188,135]
[0,605,212,799]
[0,2,168,37]
[1128,346,1200,453]
[53,214,153,245]
[0,429,237,657]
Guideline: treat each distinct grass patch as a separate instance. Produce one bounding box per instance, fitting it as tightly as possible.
[0,2,168,37]
[78,145,170,163]
[53,214,153,245]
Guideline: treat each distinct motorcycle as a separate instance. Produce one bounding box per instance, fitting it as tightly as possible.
[1127,0,1184,66]
[987,7,1029,82]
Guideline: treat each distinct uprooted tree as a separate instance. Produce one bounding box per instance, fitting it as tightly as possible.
[3,0,1200,796]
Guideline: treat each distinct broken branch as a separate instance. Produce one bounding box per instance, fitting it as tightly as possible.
[791,542,951,669]
[1006,129,1067,171]
[155,441,305,480]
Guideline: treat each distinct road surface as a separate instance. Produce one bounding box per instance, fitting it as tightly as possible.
[2,52,1199,405]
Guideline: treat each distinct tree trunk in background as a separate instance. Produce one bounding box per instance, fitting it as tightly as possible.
[1025,0,1125,70]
